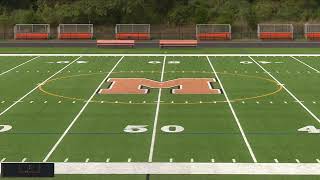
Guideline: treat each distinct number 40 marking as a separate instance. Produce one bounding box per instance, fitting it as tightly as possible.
[124,125,184,133]
[298,126,320,134]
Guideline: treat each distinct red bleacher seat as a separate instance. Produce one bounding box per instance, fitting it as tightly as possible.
[116,33,150,40]
[305,33,320,40]
[15,33,49,40]
[59,33,93,40]
[259,32,293,40]
[197,33,231,40]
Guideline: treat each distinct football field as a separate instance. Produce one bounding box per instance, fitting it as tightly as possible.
[0,54,320,177]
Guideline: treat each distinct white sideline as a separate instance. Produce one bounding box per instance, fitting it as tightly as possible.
[1,163,320,175]
[291,56,320,73]
[0,56,40,76]
[206,56,257,163]
[249,56,320,124]
[2,54,320,57]
[148,56,166,162]
[0,56,82,117]
[42,56,125,162]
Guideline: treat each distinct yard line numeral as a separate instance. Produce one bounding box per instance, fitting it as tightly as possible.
[161,125,184,133]
[124,125,148,133]
[0,125,12,132]
[124,125,184,133]
[298,126,320,134]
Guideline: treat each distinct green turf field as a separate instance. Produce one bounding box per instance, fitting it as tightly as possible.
[0,54,320,179]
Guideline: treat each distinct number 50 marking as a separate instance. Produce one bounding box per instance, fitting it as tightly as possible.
[124,125,184,133]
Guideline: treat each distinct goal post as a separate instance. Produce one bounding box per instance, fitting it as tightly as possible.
[115,24,150,40]
[304,24,320,40]
[58,24,93,39]
[257,24,293,40]
[14,24,50,40]
[196,24,231,40]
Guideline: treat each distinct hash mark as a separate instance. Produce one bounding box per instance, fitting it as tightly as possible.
[22,158,27,162]
[232,159,236,163]
[316,159,320,163]
[169,158,173,162]
[64,158,69,162]
[256,101,260,104]
[44,101,48,103]
[106,158,110,163]
[274,159,279,163]
[1,158,6,162]
[211,159,215,163]
[72,101,76,104]
[1,101,5,103]
[128,158,132,162]
[313,101,317,104]
[295,159,300,163]
[29,101,34,104]
[190,158,194,163]
[85,158,90,162]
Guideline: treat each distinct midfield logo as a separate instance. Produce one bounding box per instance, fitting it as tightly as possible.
[98,78,222,94]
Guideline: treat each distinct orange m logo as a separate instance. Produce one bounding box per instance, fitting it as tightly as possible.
[98,78,222,94]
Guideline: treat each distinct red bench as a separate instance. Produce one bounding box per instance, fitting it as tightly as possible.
[59,33,93,40]
[15,33,49,40]
[97,40,135,47]
[197,33,231,40]
[116,33,150,40]
[305,33,320,40]
[159,40,198,48]
[259,32,293,40]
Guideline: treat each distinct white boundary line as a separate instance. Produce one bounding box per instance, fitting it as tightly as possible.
[43,56,125,162]
[0,56,82,117]
[2,162,319,175]
[1,54,320,57]
[206,56,257,163]
[290,56,320,73]
[148,56,166,162]
[0,56,40,76]
[249,56,320,124]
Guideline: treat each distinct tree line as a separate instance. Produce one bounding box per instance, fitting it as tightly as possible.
[1,0,320,30]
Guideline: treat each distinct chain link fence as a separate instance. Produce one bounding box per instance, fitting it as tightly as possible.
[0,24,310,40]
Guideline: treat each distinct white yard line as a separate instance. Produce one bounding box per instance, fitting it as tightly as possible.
[0,56,40,76]
[206,56,257,163]
[290,56,320,73]
[3,54,320,57]
[42,56,124,162]
[148,56,166,162]
[0,56,82,117]
[249,56,320,124]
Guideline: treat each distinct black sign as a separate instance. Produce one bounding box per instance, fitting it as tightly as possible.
[1,163,54,177]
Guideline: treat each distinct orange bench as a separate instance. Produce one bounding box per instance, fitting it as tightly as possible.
[15,33,49,40]
[116,33,150,40]
[259,32,293,40]
[97,40,135,47]
[197,33,231,40]
[59,33,93,40]
[159,40,198,48]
